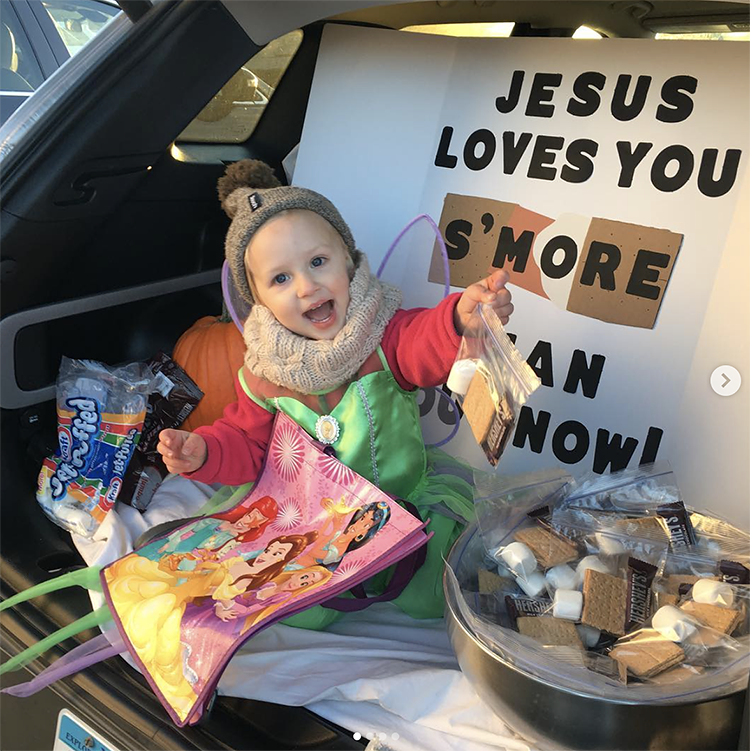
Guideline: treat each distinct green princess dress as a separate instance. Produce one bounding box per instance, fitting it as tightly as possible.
[199,346,475,630]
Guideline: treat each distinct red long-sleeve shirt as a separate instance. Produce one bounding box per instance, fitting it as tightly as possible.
[188,293,462,485]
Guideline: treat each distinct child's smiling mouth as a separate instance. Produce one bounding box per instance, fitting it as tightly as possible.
[303,300,335,326]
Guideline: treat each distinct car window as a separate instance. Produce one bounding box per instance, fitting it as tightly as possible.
[177,29,303,144]
[400,23,602,38]
[42,0,121,57]
[1,14,44,92]
[656,31,750,40]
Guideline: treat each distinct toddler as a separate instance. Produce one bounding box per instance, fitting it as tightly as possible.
[158,160,513,628]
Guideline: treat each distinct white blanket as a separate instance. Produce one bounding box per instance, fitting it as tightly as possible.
[72,475,531,751]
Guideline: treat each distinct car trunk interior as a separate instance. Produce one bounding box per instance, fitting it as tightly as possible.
[1,0,748,747]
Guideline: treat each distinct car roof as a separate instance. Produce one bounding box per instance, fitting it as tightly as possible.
[211,0,750,44]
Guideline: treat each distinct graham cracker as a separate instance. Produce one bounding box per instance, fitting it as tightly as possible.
[514,526,578,569]
[581,569,628,635]
[680,601,743,635]
[478,568,509,594]
[462,371,495,444]
[517,616,583,648]
[614,516,669,542]
[610,632,685,678]
[654,591,680,609]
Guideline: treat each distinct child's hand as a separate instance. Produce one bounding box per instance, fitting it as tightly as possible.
[157,429,207,474]
[454,269,514,334]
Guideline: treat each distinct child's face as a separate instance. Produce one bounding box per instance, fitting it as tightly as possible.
[245,210,351,340]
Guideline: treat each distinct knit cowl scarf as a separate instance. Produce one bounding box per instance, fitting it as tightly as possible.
[242,254,402,394]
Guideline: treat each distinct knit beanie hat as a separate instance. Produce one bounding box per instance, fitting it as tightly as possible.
[218,160,357,306]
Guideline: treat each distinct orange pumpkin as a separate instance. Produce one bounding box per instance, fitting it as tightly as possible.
[172,315,246,431]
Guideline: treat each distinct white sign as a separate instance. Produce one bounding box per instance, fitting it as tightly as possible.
[294,26,749,526]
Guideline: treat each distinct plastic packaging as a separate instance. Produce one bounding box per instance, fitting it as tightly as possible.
[448,304,540,466]
[120,353,203,510]
[449,464,750,702]
[37,358,156,537]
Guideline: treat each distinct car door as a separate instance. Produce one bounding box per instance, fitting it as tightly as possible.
[1,0,120,125]
[1,1,52,123]
[1,1,368,747]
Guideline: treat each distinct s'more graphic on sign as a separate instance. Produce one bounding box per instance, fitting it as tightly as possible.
[429,193,683,329]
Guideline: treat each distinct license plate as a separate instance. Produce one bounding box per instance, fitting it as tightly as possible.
[53,709,121,751]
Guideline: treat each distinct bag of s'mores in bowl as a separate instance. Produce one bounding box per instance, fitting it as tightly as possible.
[447,304,540,467]
[455,463,750,703]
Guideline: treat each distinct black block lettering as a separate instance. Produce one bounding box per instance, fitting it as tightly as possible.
[437,387,460,426]
[528,135,564,181]
[435,126,458,169]
[464,129,497,171]
[417,387,435,418]
[616,141,653,188]
[567,71,606,117]
[496,70,525,114]
[651,145,694,192]
[561,139,598,183]
[593,429,639,473]
[492,226,534,272]
[552,421,590,464]
[656,75,698,124]
[626,249,670,300]
[527,340,553,387]
[697,149,742,198]
[563,350,605,399]
[611,74,652,121]
[540,235,578,279]
[502,131,533,175]
[580,241,620,290]
[526,73,563,117]
[445,219,472,260]
[639,426,664,465]
[512,407,550,453]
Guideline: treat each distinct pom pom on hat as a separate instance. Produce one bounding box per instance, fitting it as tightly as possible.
[218,160,281,218]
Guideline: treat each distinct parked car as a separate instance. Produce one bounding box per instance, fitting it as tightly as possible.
[0,1,748,749]
[1,0,121,124]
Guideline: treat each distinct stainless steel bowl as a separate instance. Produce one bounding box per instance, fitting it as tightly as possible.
[444,524,747,751]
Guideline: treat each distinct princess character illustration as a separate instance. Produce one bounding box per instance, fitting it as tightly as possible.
[137,496,278,572]
[298,501,390,570]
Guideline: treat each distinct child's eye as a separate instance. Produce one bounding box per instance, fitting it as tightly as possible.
[311,256,325,268]
[273,273,290,285]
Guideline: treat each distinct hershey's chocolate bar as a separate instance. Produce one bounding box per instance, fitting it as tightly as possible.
[505,594,552,624]
[480,395,514,467]
[527,505,553,531]
[625,557,657,631]
[719,559,750,585]
[656,501,697,550]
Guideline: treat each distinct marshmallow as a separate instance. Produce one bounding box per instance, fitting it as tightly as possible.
[516,571,547,598]
[595,532,627,557]
[575,556,611,588]
[692,578,735,608]
[500,542,538,579]
[652,605,698,642]
[577,624,601,648]
[553,589,583,621]
[495,562,514,579]
[446,359,479,396]
[46,503,96,536]
[545,564,577,592]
